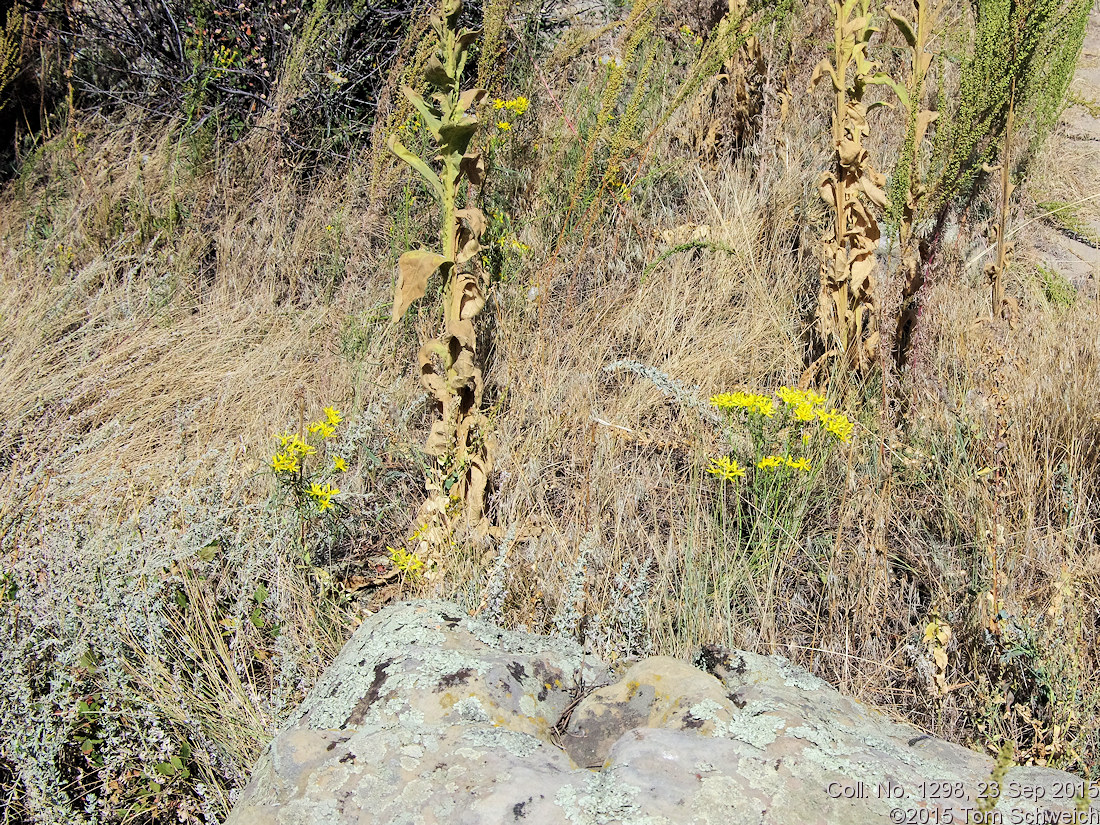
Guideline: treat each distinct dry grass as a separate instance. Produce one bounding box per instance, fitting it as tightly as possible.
[2,4,1100,822]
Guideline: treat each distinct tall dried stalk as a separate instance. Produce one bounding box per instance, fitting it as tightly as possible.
[985,85,1018,324]
[882,0,940,366]
[810,0,891,376]
[388,0,494,542]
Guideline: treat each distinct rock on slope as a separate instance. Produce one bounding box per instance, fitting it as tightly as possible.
[227,601,1098,824]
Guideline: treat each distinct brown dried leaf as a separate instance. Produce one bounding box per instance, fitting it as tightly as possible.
[809,58,839,92]
[392,250,447,322]
[424,422,451,456]
[460,152,486,186]
[914,109,938,146]
[455,207,487,264]
[452,270,487,320]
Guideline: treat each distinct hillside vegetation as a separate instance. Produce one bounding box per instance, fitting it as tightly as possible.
[1,0,1098,821]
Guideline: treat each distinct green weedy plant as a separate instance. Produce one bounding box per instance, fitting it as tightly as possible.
[0,4,22,114]
[932,0,1090,212]
[388,0,494,542]
[915,0,1091,325]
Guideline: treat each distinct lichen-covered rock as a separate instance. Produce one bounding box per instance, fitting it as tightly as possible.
[227,601,1100,825]
[559,656,735,768]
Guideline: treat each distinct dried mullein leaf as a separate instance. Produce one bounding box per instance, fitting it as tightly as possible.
[860,174,890,208]
[844,15,871,37]
[914,109,938,145]
[810,58,840,92]
[456,207,487,238]
[452,271,487,320]
[439,119,479,156]
[456,28,480,51]
[455,209,486,263]
[457,87,487,112]
[459,152,486,185]
[424,422,452,455]
[838,137,863,166]
[449,318,477,349]
[418,339,451,400]
[424,56,452,89]
[392,250,447,322]
[869,72,909,109]
[400,86,443,138]
[455,237,482,265]
[818,172,839,208]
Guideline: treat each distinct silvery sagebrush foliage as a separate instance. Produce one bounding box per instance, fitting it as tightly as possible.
[482,522,518,625]
[603,359,723,427]
[552,530,600,638]
[587,554,654,663]
[0,407,388,822]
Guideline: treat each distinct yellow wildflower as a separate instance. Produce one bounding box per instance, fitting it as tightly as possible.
[706,456,745,482]
[324,406,343,426]
[494,97,528,116]
[794,403,816,422]
[777,386,827,410]
[757,455,785,470]
[292,437,316,457]
[271,452,299,473]
[388,545,424,576]
[785,456,811,472]
[308,481,339,512]
[497,121,512,131]
[817,409,855,443]
[710,391,774,416]
[332,456,348,472]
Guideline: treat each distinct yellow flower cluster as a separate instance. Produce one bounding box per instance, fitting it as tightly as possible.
[713,386,855,443]
[271,407,346,479]
[776,386,827,422]
[710,392,776,417]
[756,454,812,472]
[493,96,529,132]
[308,481,339,512]
[388,545,424,576]
[706,456,746,482]
[678,24,703,46]
[493,96,529,116]
[271,432,316,474]
[816,409,854,442]
[304,406,343,439]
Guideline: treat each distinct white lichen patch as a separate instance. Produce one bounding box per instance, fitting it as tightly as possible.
[519,694,540,717]
[453,696,490,723]
[692,774,765,823]
[688,699,726,723]
[712,703,784,749]
[460,726,544,758]
[773,656,830,691]
[555,771,664,825]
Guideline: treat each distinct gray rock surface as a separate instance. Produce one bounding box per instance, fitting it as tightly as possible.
[227,601,1100,824]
